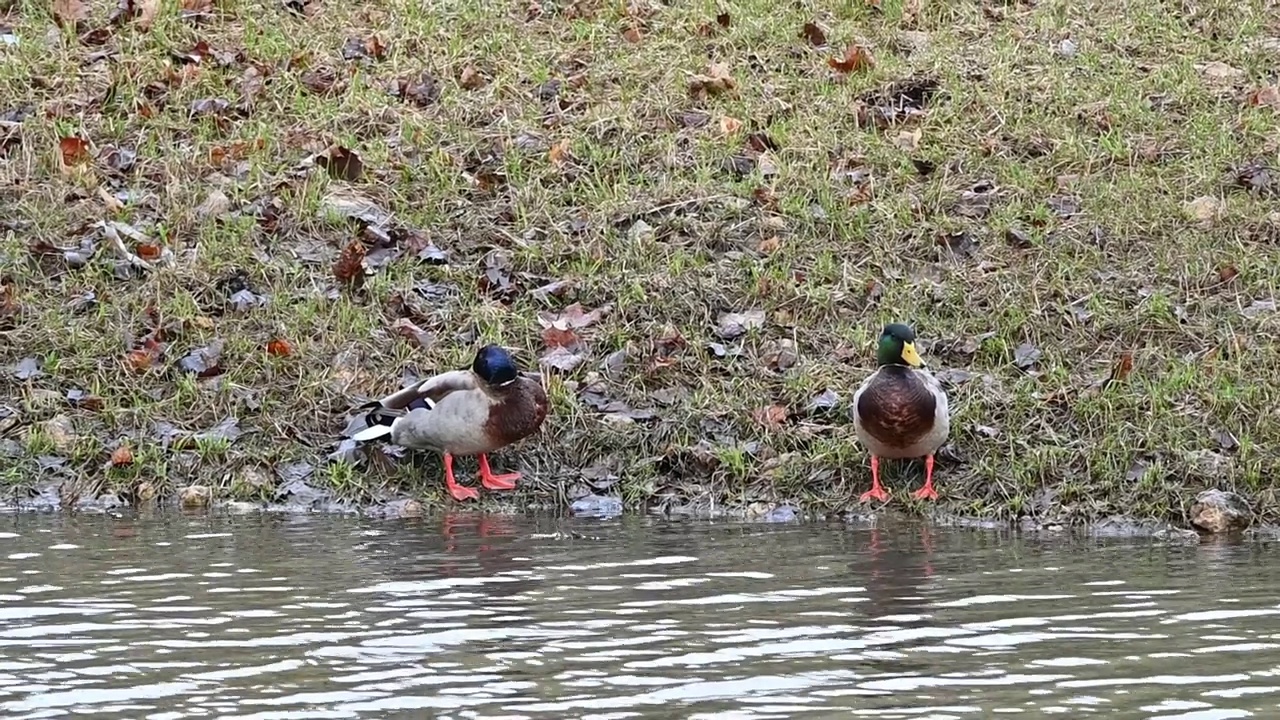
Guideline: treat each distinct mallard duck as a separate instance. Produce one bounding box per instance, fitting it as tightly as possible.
[349,344,549,502]
[852,323,950,502]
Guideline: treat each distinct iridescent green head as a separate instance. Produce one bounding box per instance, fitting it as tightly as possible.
[875,323,923,368]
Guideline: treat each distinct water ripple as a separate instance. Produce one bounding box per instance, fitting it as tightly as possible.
[0,516,1277,718]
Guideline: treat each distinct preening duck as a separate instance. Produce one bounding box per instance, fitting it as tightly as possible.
[852,323,950,502]
[349,344,549,502]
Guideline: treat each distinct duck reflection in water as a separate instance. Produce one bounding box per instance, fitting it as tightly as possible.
[857,523,937,621]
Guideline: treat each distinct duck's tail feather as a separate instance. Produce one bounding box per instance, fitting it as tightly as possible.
[348,397,434,443]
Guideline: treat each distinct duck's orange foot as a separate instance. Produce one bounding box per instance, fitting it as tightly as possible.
[911,485,939,501]
[860,486,890,503]
[478,454,520,491]
[446,482,479,502]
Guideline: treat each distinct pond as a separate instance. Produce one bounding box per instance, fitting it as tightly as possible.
[0,513,1275,718]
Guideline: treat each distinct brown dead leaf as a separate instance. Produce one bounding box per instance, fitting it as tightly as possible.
[333,241,366,287]
[391,318,433,349]
[688,62,736,99]
[892,127,921,151]
[1248,85,1280,110]
[180,0,213,16]
[266,338,293,356]
[137,0,161,29]
[125,338,163,373]
[801,22,827,47]
[135,242,162,260]
[752,404,790,428]
[542,325,581,349]
[1101,350,1133,390]
[757,235,781,254]
[53,0,90,29]
[719,115,743,134]
[1218,263,1239,284]
[390,72,439,106]
[110,445,134,467]
[316,145,363,181]
[622,25,643,43]
[716,12,731,27]
[539,302,610,330]
[829,45,875,74]
[301,66,340,95]
[1184,196,1223,227]
[59,136,90,166]
[459,65,486,89]
[549,138,573,167]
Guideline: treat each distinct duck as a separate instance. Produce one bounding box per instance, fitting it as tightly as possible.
[349,344,549,502]
[852,323,950,503]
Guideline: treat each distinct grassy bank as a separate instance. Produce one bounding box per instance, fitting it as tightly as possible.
[1,0,1278,523]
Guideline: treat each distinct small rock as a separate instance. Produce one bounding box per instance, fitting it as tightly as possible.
[1056,38,1078,57]
[135,481,157,502]
[40,414,76,454]
[762,505,797,523]
[570,494,623,518]
[179,485,213,508]
[628,219,655,243]
[221,500,261,514]
[1153,526,1201,545]
[1190,489,1252,534]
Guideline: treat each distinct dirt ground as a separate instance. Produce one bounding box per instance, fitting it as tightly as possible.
[1,0,1279,524]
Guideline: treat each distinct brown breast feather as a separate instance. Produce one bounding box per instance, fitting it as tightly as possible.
[857,367,937,448]
[483,377,549,447]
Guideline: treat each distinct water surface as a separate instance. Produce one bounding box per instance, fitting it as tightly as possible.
[0,513,1276,718]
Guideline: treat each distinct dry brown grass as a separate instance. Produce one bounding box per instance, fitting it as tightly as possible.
[1,0,1279,523]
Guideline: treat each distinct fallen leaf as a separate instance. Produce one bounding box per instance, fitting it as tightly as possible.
[757,235,781,254]
[539,302,610,330]
[13,357,42,380]
[1199,61,1244,83]
[332,241,366,287]
[688,62,736,99]
[189,97,231,116]
[1014,342,1041,370]
[937,230,977,259]
[801,21,827,47]
[1105,350,1133,386]
[391,318,433,349]
[549,138,572,167]
[301,66,339,95]
[1046,194,1080,218]
[1248,85,1280,110]
[135,242,162,260]
[621,25,642,43]
[1212,429,1239,452]
[177,338,225,378]
[125,338,163,373]
[892,127,921,151]
[1184,195,1223,226]
[540,346,587,373]
[752,404,790,428]
[266,338,293,356]
[53,0,90,29]
[716,12,731,27]
[829,45,875,74]
[1005,227,1034,249]
[716,309,766,339]
[1218,264,1239,284]
[66,388,104,410]
[542,325,580,349]
[341,35,386,61]
[195,188,231,219]
[390,71,439,107]
[316,145,363,181]
[459,65,486,89]
[136,0,161,29]
[806,389,840,414]
[110,445,134,466]
[1242,299,1275,318]
[719,115,743,134]
[59,136,90,166]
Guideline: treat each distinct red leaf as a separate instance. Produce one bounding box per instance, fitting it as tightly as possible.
[266,338,293,356]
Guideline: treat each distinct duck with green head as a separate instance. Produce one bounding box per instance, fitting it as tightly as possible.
[852,323,950,502]
[348,345,549,502]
